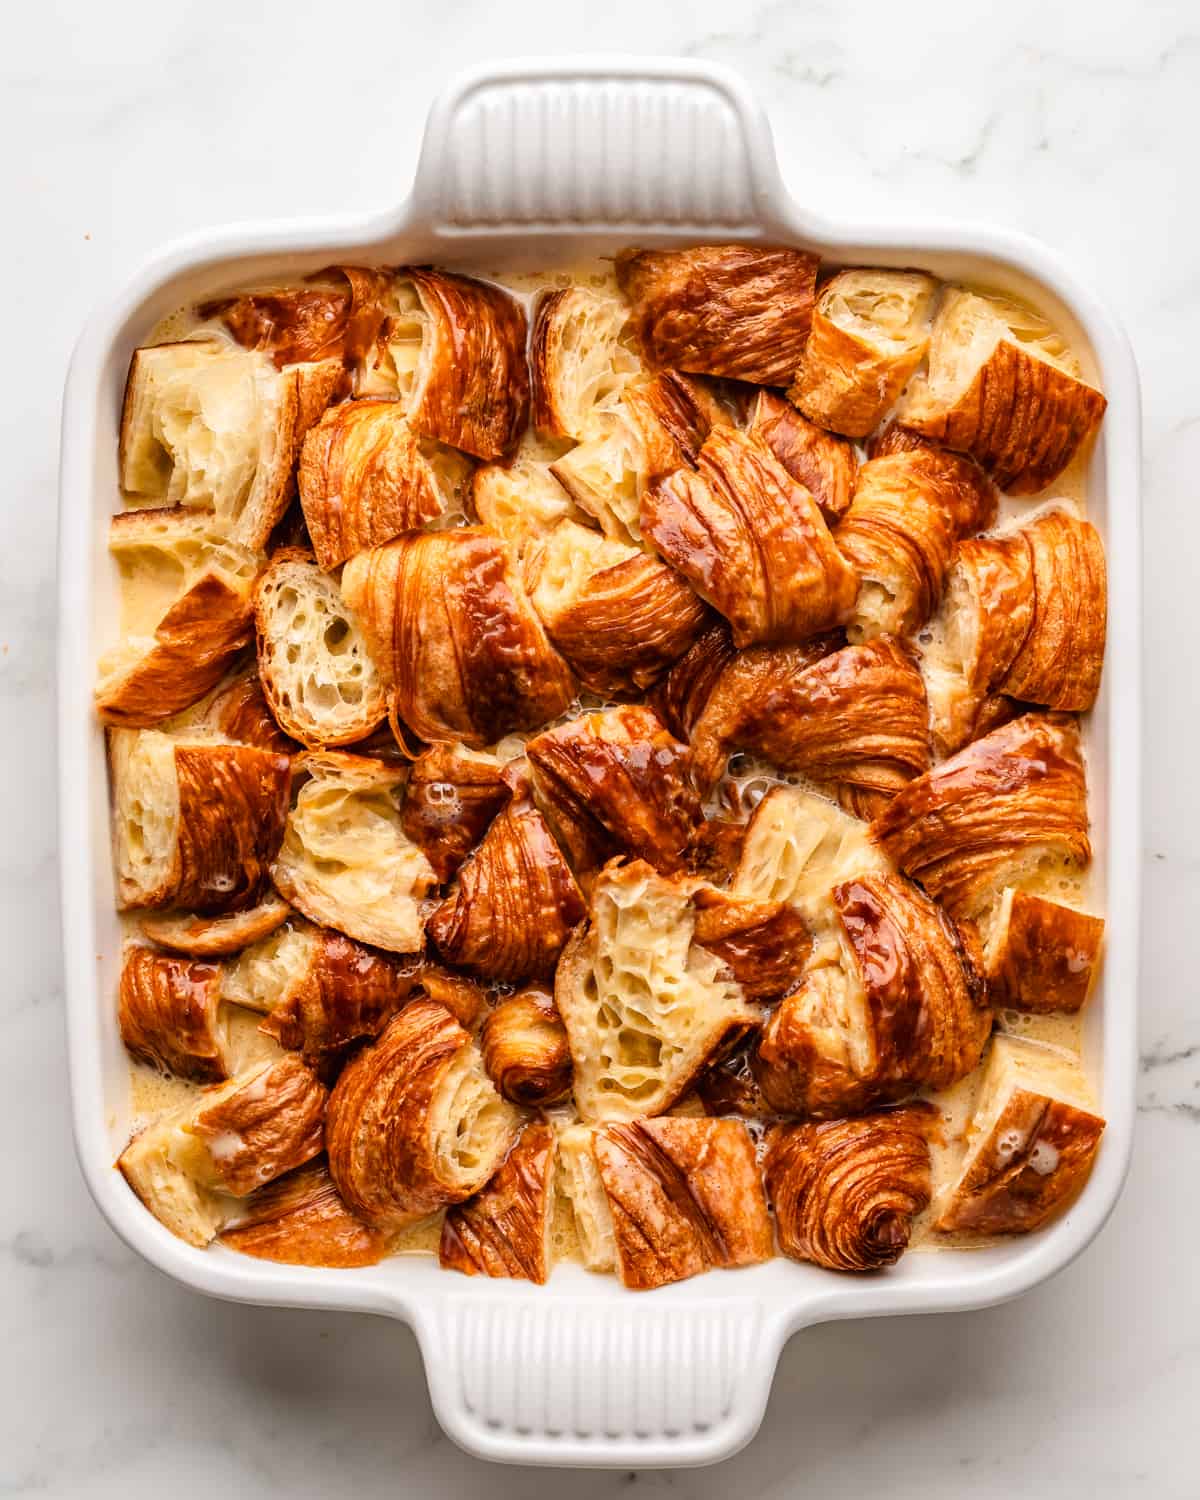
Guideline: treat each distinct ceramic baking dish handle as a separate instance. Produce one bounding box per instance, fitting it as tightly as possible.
[414,1293,786,1466]
[410,57,785,232]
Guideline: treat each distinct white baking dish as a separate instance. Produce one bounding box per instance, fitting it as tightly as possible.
[58,57,1142,1469]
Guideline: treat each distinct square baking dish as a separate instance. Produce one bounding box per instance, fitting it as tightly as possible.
[58,56,1141,1468]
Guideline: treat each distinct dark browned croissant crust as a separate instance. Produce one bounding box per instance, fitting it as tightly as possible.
[172,743,291,912]
[187,1054,328,1196]
[399,743,512,882]
[985,889,1104,1013]
[691,887,811,1000]
[765,1106,934,1271]
[222,1159,390,1267]
[624,370,731,477]
[202,663,299,756]
[440,1122,557,1283]
[118,946,228,1082]
[745,390,858,524]
[200,265,391,368]
[481,987,573,1106]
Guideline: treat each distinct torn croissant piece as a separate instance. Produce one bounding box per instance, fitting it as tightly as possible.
[789,269,939,438]
[686,817,747,887]
[399,742,512,882]
[690,887,812,1000]
[118,945,230,1082]
[359,268,530,460]
[96,510,260,728]
[253,551,387,748]
[119,340,342,548]
[110,729,291,912]
[834,439,996,641]
[623,370,731,477]
[222,1159,389,1267]
[440,1122,557,1283]
[653,619,739,742]
[897,288,1107,493]
[936,1036,1105,1234]
[192,660,298,756]
[591,1116,773,1290]
[869,712,1091,920]
[271,752,436,952]
[745,390,858,525]
[549,419,644,544]
[526,706,703,876]
[326,999,520,1228]
[555,1124,617,1272]
[641,426,858,647]
[984,888,1105,1013]
[297,398,473,569]
[341,529,575,748]
[531,287,642,441]
[139,892,293,958]
[616,244,819,385]
[480,987,573,1107]
[426,772,585,983]
[472,455,581,556]
[199,265,392,368]
[555,861,758,1122]
[687,635,930,817]
[765,1106,935,1271]
[524,520,708,696]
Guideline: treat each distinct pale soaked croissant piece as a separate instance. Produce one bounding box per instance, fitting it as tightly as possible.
[898,289,1107,493]
[341,529,575,748]
[271,752,436,951]
[985,888,1104,1013]
[549,420,644,544]
[399,742,511,882]
[524,520,708,696]
[480,987,572,1107]
[96,510,260,728]
[936,1035,1105,1234]
[790,270,939,438]
[623,370,731,477]
[426,773,585,983]
[472,455,582,556]
[531,287,642,441]
[118,945,230,1082]
[526,706,703,876]
[222,1158,390,1267]
[440,1122,557,1283]
[869,712,1091,919]
[326,999,520,1228]
[592,1116,773,1290]
[690,887,811,1000]
[555,861,757,1122]
[111,729,291,912]
[765,1106,934,1271]
[745,390,858,524]
[641,426,858,647]
[556,1124,617,1272]
[119,340,342,547]
[616,245,819,385]
[253,552,387,748]
[297,399,472,569]
[139,892,293,957]
[835,439,996,641]
[200,265,392,368]
[118,1116,230,1248]
[359,268,529,460]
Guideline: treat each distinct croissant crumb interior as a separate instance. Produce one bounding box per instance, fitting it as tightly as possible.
[101,251,1109,1288]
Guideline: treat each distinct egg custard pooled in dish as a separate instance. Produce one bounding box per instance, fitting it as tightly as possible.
[100,253,1109,1287]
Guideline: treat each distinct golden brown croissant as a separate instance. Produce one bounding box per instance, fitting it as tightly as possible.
[200,265,392,368]
[138,892,293,958]
[531,287,642,440]
[96,510,260,728]
[525,705,702,875]
[690,887,811,1000]
[745,389,858,524]
[192,660,298,756]
[222,1158,390,1267]
[754,871,990,1116]
[898,288,1107,493]
[326,999,519,1228]
[936,1036,1105,1234]
[834,438,996,640]
[789,270,939,438]
[591,1116,773,1289]
[653,618,739,742]
[623,370,730,477]
[480,987,573,1107]
[765,1106,934,1270]
[359,268,529,460]
[694,1042,771,1117]
[297,398,472,569]
[270,751,436,952]
[399,742,511,882]
[686,816,747,886]
[523,520,708,695]
[110,730,291,912]
[440,1122,557,1283]
[555,861,758,1122]
[472,454,581,556]
[641,426,858,647]
[340,529,575,748]
[869,712,1091,919]
[615,245,819,385]
[118,945,229,1082]
[985,888,1104,1013]
[426,771,585,982]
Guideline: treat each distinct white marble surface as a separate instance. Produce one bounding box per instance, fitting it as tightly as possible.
[1,0,1193,1492]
